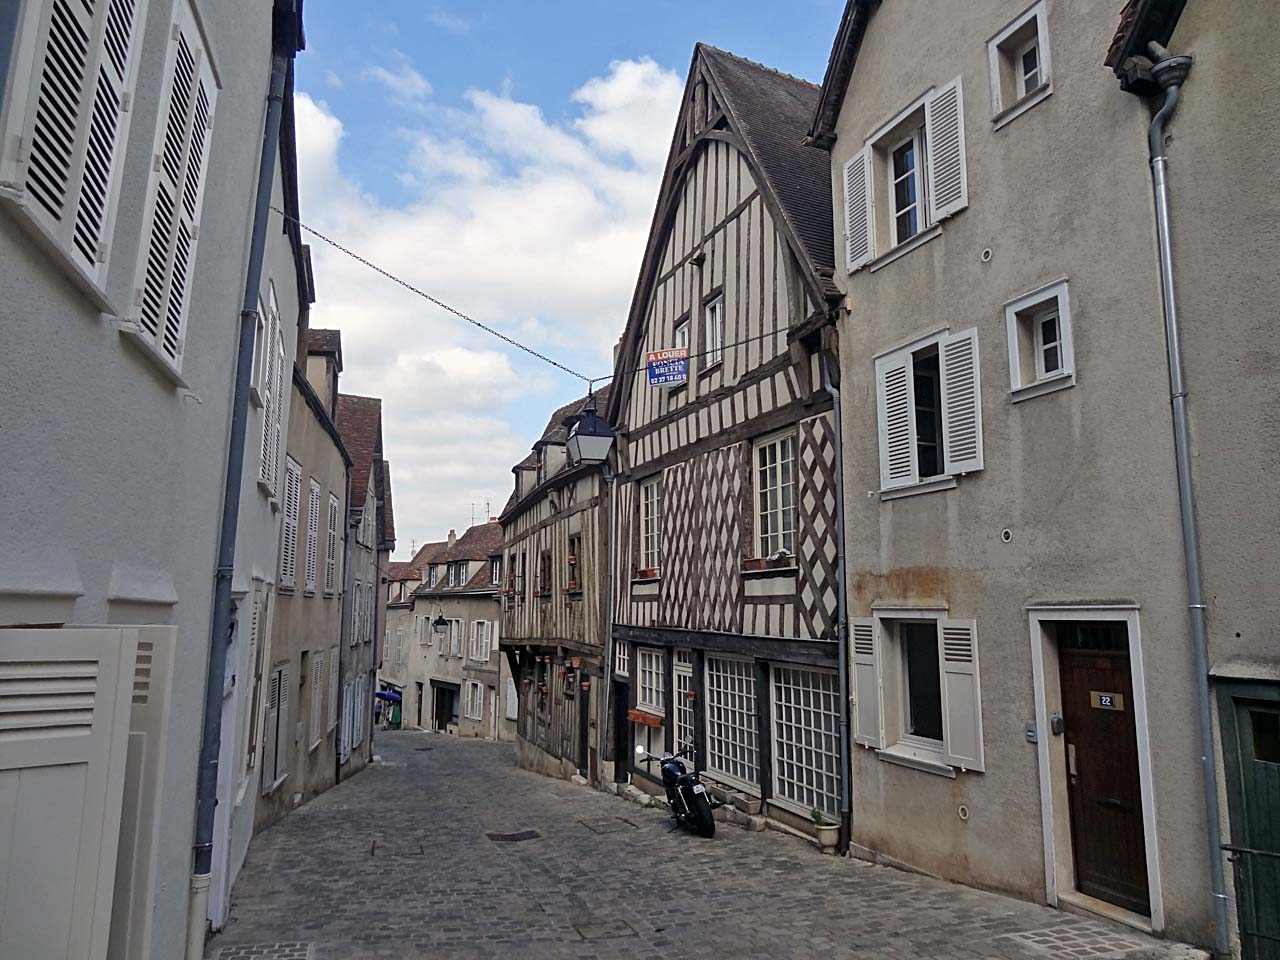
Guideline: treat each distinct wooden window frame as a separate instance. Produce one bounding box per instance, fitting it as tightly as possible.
[752,430,798,561]
[771,666,841,817]
[638,476,662,576]
[704,655,759,793]
[887,128,925,248]
[702,293,725,371]
[637,647,665,715]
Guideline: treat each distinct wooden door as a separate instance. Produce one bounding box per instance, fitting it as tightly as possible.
[1,627,137,959]
[1059,622,1150,916]
[1221,684,1280,960]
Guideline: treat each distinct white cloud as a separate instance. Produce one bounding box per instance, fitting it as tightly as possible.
[324,69,343,89]
[427,10,471,33]
[364,50,431,104]
[293,57,683,556]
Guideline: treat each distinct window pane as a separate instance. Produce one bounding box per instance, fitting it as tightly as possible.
[1252,709,1280,763]
[902,623,943,741]
[1042,345,1061,373]
[1040,312,1059,345]
[771,667,840,815]
[892,140,914,179]
[706,657,758,787]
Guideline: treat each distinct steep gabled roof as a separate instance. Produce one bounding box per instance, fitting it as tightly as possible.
[410,522,503,597]
[805,0,879,150]
[700,45,834,278]
[502,387,612,519]
[376,458,395,550]
[336,393,383,499]
[606,43,835,424]
[307,328,343,370]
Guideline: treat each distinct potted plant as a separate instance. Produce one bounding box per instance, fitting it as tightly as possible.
[812,808,839,852]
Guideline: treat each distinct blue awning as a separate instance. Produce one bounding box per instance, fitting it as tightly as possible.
[375,690,402,703]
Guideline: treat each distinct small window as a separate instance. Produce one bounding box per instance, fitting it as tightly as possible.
[639,476,662,574]
[637,648,665,714]
[900,622,944,745]
[988,1,1052,126]
[874,328,983,493]
[670,318,690,392]
[704,295,725,368]
[538,551,552,596]
[567,534,581,589]
[464,681,484,720]
[490,557,501,585]
[470,621,491,662]
[614,641,630,677]
[429,565,438,587]
[1252,709,1280,764]
[1004,279,1075,401]
[753,432,797,559]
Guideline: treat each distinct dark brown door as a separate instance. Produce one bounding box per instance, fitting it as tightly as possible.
[1059,622,1150,916]
[415,682,424,727]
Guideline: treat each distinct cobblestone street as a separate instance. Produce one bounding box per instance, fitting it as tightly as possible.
[210,732,1202,960]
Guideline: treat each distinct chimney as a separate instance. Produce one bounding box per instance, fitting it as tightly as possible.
[489,516,497,522]
[447,529,456,548]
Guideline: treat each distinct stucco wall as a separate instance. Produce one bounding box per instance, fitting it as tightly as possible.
[0,0,297,953]
[822,0,1236,944]
[255,380,347,830]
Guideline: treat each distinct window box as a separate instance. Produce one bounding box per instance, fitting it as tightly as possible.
[634,567,659,581]
[742,554,795,575]
[628,708,663,728]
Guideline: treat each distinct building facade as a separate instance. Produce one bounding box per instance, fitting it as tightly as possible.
[808,0,1280,951]
[384,523,513,740]
[501,391,613,782]
[336,393,395,779]
[254,333,351,830]
[603,44,844,840]
[0,0,306,953]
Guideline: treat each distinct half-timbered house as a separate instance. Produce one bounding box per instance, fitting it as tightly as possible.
[500,388,612,783]
[605,45,845,840]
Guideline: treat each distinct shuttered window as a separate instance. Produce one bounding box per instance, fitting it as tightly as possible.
[327,645,339,730]
[505,677,519,721]
[0,0,148,299]
[304,479,320,593]
[637,647,664,714]
[464,681,484,721]
[325,494,339,593]
[849,616,985,773]
[844,77,966,274]
[257,291,279,488]
[470,620,491,662]
[339,679,352,762]
[772,666,841,816]
[280,458,301,588]
[705,656,758,791]
[874,328,983,493]
[125,0,217,372]
[262,665,289,789]
[309,652,324,748]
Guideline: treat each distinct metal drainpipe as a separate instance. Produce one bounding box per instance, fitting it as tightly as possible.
[596,463,616,787]
[336,467,353,782]
[820,352,853,855]
[187,52,290,960]
[1143,41,1230,958]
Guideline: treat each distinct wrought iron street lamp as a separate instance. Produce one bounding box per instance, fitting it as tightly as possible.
[432,615,448,636]
[566,397,614,466]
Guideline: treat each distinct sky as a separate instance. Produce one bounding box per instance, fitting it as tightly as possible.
[292,0,844,559]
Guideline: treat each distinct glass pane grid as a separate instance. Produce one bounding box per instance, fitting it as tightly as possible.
[771,667,841,815]
[638,648,664,712]
[756,435,797,558]
[675,661,694,750]
[706,656,758,788]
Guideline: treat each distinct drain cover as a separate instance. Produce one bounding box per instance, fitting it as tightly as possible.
[415,747,433,751]
[485,829,542,843]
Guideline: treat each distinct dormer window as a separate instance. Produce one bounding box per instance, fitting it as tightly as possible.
[429,565,439,587]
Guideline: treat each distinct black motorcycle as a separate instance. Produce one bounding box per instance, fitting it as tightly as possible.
[635,742,717,837]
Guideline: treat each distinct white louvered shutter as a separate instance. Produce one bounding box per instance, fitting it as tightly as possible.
[310,653,324,745]
[305,480,320,592]
[938,620,985,771]
[131,0,216,366]
[328,646,339,728]
[940,328,984,475]
[260,670,279,794]
[843,146,874,271]
[469,621,477,659]
[271,332,285,487]
[280,460,300,587]
[339,680,352,761]
[258,308,278,486]
[325,495,338,592]
[274,667,289,781]
[924,76,967,223]
[850,618,884,749]
[505,676,518,720]
[2,0,146,289]
[875,352,918,490]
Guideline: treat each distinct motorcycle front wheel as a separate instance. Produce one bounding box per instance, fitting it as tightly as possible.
[691,791,716,838]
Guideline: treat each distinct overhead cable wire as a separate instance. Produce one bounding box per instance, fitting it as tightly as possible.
[274,207,797,391]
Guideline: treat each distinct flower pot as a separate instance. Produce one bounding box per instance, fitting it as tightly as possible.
[742,557,768,571]
[814,823,839,852]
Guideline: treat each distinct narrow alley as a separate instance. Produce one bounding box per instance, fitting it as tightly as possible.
[209,734,1200,960]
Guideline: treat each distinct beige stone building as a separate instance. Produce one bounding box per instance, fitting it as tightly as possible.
[254,331,351,830]
[807,0,1279,953]
[382,523,513,740]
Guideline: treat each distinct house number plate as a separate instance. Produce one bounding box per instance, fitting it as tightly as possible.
[1090,691,1125,711]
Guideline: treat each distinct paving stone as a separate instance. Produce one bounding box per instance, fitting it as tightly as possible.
[210,731,1204,960]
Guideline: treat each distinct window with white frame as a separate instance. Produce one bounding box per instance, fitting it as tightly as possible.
[637,648,665,714]
[1004,279,1075,400]
[754,432,797,558]
[448,619,464,658]
[843,78,967,272]
[674,649,694,750]
[987,1,1052,126]
[639,476,662,573]
[325,494,339,593]
[705,656,758,789]
[772,667,841,815]
[309,651,325,749]
[704,295,725,368]
[670,317,690,392]
[258,286,284,494]
[491,557,501,585]
[464,681,484,721]
[0,0,148,301]
[429,565,439,587]
[470,620,491,662]
[280,459,302,588]
[305,479,320,593]
[328,644,339,730]
[874,328,983,493]
[850,615,985,772]
[614,640,629,677]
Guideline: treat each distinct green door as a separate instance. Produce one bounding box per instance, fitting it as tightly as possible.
[1219,681,1280,960]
